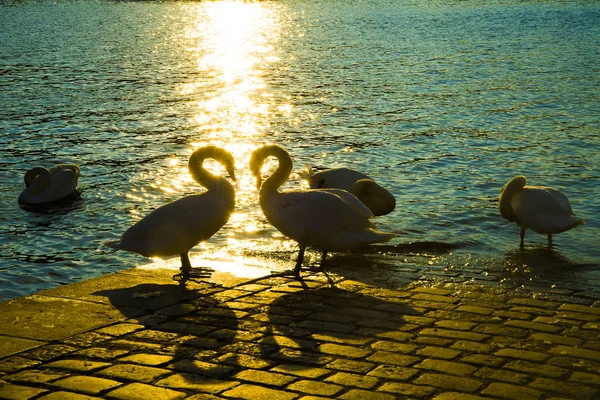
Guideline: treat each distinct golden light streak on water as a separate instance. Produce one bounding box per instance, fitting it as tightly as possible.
[129,1,291,277]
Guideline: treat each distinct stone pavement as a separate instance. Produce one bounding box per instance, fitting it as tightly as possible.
[0,255,599,400]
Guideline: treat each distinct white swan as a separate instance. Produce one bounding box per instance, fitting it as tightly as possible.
[105,146,236,277]
[18,163,80,205]
[499,175,584,247]
[250,144,395,278]
[302,165,396,216]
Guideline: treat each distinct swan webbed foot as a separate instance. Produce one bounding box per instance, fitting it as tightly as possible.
[172,253,214,283]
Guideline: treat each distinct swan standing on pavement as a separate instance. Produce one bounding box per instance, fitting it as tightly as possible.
[105,146,236,277]
[499,175,584,247]
[302,165,396,216]
[18,164,80,205]
[250,144,395,278]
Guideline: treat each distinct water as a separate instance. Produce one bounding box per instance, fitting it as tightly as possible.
[1,0,599,301]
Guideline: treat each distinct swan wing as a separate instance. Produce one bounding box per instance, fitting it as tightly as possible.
[116,189,234,257]
[315,188,374,218]
[513,187,582,234]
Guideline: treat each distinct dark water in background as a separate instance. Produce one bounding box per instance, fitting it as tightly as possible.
[1,0,599,301]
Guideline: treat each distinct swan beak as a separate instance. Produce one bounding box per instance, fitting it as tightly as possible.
[255,176,262,189]
[229,171,237,182]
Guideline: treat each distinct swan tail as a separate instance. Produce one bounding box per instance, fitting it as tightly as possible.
[103,239,123,250]
[300,163,314,180]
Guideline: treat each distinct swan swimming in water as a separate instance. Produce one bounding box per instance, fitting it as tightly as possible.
[250,144,395,278]
[302,165,396,216]
[18,163,80,205]
[105,146,236,277]
[499,175,584,247]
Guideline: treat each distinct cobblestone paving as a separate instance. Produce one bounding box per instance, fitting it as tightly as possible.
[0,257,599,400]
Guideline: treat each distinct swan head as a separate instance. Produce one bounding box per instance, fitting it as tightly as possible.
[499,175,526,222]
[350,179,397,216]
[24,167,50,189]
[189,145,236,182]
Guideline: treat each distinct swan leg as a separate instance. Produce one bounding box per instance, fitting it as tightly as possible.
[180,253,192,274]
[321,251,328,266]
[520,228,526,248]
[294,246,306,279]
[547,234,553,247]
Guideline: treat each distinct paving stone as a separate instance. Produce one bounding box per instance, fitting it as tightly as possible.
[474,323,529,338]
[156,373,238,393]
[74,348,129,361]
[311,332,372,346]
[494,348,549,362]
[450,340,493,353]
[367,351,420,366]
[416,346,461,359]
[367,365,419,381]
[419,328,489,342]
[548,346,600,361]
[51,375,122,394]
[324,372,379,389]
[286,380,343,397]
[105,382,187,400]
[434,320,477,331]
[317,343,371,358]
[0,356,41,373]
[555,311,599,322]
[558,304,600,315]
[21,344,78,361]
[270,364,331,378]
[96,364,171,382]
[414,358,477,375]
[4,369,67,384]
[474,367,530,384]
[413,336,454,346]
[529,377,599,399]
[504,319,563,333]
[96,323,144,337]
[217,352,273,369]
[503,360,569,378]
[460,354,505,367]
[378,382,436,397]
[338,389,396,400]
[570,372,600,385]
[223,383,298,400]
[168,359,234,378]
[324,359,374,373]
[508,298,560,310]
[117,353,174,366]
[413,373,482,392]
[481,382,542,400]
[456,305,495,315]
[234,369,296,386]
[0,381,47,399]
[38,392,103,400]
[431,393,489,400]
[43,359,111,372]
[529,333,583,346]
[412,293,457,303]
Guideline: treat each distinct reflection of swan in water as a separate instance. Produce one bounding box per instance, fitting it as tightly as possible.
[302,165,396,216]
[250,144,395,278]
[499,176,584,247]
[18,164,80,205]
[105,146,236,278]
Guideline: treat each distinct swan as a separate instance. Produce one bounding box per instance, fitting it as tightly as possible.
[250,144,395,278]
[499,175,584,247]
[301,165,396,216]
[105,146,236,277]
[18,163,80,205]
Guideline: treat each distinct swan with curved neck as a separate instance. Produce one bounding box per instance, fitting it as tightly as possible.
[18,164,80,205]
[499,175,584,247]
[105,146,236,277]
[250,144,395,278]
[302,165,396,216]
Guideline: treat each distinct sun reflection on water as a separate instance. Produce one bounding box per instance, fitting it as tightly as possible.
[128,1,290,273]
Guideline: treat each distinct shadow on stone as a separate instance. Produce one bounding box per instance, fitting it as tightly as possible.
[260,285,422,368]
[93,282,240,382]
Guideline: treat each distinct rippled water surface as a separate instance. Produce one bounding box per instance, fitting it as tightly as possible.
[1,0,599,301]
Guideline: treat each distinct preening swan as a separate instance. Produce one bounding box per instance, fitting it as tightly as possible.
[250,144,395,278]
[499,175,584,247]
[105,146,236,277]
[302,165,396,216]
[18,163,80,205]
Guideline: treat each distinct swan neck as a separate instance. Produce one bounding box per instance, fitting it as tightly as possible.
[188,147,234,189]
[261,146,292,192]
[25,167,52,195]
[499,176,526,221]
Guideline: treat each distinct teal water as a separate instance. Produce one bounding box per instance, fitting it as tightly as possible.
[1,0,599,301]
